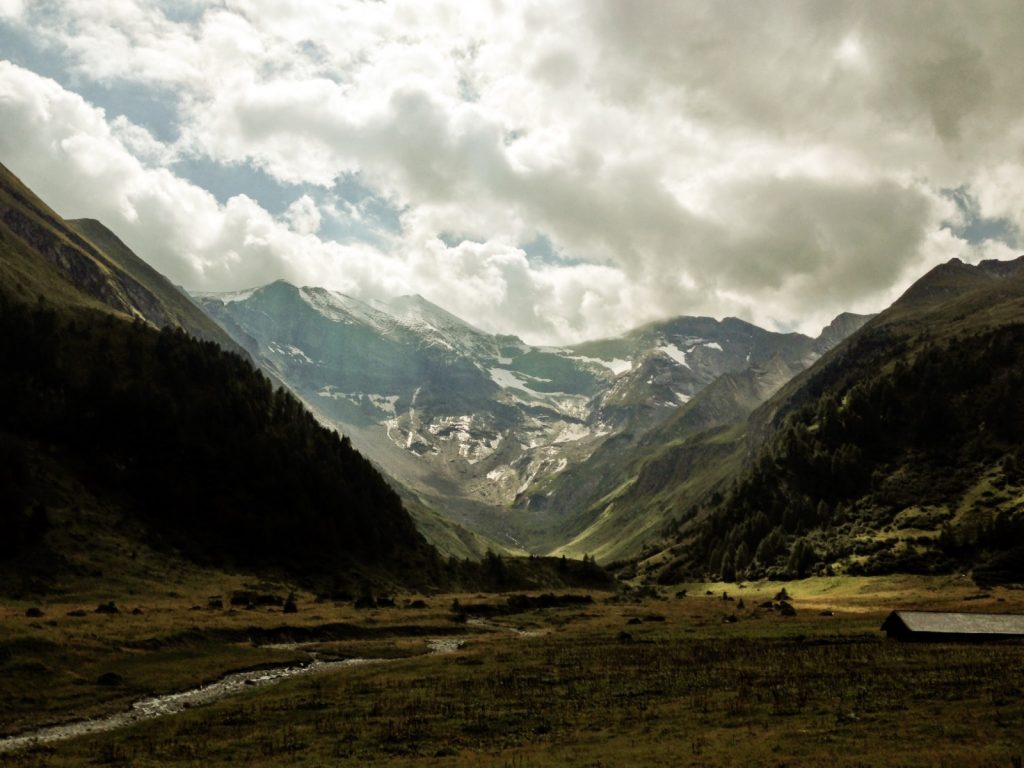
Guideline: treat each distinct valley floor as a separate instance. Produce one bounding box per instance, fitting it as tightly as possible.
[2,574,1023,766]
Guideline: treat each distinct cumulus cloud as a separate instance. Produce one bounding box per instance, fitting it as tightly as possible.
[0,61,646,342]
[1,1,1021,344]
[0,0,23,20]
[285,194,321,235]
[0,61,364,291]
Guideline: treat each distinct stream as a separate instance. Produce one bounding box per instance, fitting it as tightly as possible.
[0,638,465,754]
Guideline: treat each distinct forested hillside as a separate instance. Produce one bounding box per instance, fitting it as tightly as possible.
[0,295,442,586]
[654,258,1024,586]
[0,163,443,591]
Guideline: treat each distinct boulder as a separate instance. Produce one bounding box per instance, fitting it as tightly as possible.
[96,672,123,686]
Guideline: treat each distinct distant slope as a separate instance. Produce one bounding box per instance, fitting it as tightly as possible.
[525,318,869,563]
[197,281,862,554]
[0,164,442,592]
[398,489,518,561]
[575,315,824,435]
[196,281,608,530]
[651,256,1024,585]
[537,356,804,562]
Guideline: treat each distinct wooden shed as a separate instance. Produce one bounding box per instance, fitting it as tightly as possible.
[881,610,1024,642]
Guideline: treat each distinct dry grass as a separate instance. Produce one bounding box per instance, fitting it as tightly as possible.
[2,576,1024,766]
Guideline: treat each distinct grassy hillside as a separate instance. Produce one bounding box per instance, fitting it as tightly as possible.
[528,357,802,563]
[0,163,240,355]
[66,218,243,353]
[653,257,1024,586]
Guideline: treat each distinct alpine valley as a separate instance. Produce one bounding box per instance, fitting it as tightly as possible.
[196,281,871,559]
[9,5,1024,764]
[4,158,1024,768]
[6,154,1022,589]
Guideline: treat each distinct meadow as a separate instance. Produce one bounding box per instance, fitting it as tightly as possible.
[2,574,1023,767]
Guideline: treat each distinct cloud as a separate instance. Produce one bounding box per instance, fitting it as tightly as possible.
[0,61,333,290]
[0,0,23,21]
[1,2,1021,344]
[285,194,321,235]
[0,61,647,342]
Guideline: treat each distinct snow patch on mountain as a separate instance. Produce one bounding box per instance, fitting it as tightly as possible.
[198,288,256,304]
[427,415,473,437]
[298,287,395,331]
[517,469,539,496]
[268,341,313,364]
[374,294,486,336]
[368,394,399,416]
[656,343,691,368]
[513,448,577,496]
[316,386,360,405]
[568,355,632,375]
[366,294,500,357]
[316,387,400,417]
[490,368,531,390]
[487,466,514,482]
[553,423,591,443]
[488,368,576,401]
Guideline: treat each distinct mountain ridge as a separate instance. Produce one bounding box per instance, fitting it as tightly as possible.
[0,161,442,592]
[0,162,242,355]
[196,276,870,558]
[643,253,1024,585]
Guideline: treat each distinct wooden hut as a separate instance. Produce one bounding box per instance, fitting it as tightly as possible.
[881,611,1024,642]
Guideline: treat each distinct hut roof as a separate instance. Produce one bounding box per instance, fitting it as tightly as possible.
[884,611,1024,636]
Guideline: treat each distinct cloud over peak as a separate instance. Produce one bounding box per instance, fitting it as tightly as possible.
[1,1,1021,344]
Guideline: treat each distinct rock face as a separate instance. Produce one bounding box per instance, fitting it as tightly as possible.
[197,282,867,553]
[813,312,873,353]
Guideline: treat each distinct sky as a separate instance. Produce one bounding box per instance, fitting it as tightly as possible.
[1,1,1022,345]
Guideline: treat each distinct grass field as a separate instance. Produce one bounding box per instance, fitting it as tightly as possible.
[2,574,1023,766]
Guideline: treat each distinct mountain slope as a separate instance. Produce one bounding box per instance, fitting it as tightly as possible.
[0,165,441,592]
[65,218,244,352]
[1,162,495,564]
[651,256,1024,585]
[532,355,805,562]
[197,279,869,556]
[0,162,242,354]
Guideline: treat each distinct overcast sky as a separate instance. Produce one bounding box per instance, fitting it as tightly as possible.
[1,1,1022,344]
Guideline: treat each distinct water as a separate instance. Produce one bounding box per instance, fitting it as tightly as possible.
[0,629,494,753]
[0,657,382,753]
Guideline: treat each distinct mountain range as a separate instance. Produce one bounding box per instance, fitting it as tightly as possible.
[644,255,1024,585]
[3,155,1021,588]
[0,162,439,593]
[195,280,870,560]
